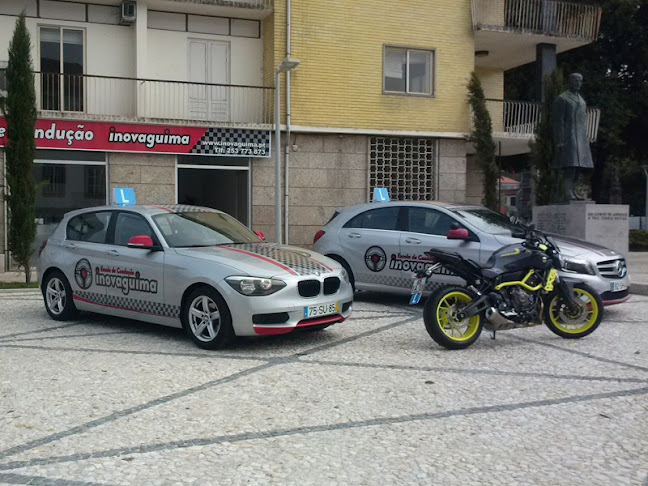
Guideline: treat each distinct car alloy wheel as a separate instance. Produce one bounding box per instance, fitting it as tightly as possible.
[42,270,78,321]
[188,295,222,342]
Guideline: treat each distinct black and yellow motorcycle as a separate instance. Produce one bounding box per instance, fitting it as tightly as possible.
[411,223,603,350]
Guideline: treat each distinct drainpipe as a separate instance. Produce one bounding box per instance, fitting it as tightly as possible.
[284,0,292,244]
[3,151,8,272]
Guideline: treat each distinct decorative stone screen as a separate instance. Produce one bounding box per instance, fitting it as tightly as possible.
[369,137,437,201]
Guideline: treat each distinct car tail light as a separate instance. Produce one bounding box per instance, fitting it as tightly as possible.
[313,230,325,244]
[38,239,48,258]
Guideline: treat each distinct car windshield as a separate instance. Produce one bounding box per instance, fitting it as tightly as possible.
[451,208,524,236]
[153,211,261,248]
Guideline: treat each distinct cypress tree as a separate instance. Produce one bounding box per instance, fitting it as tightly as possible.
[530,70,564,206]
[2,14,37,283]
[467,72,499,211]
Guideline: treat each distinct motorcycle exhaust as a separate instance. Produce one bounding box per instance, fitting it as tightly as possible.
[485,307,516,329]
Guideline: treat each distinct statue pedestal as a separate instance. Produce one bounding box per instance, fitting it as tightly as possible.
[532,202,629,256]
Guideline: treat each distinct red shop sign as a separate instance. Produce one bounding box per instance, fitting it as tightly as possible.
[0,118,271,157]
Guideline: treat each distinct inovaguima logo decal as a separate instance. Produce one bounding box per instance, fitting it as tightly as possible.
[364,246,386,272]
[74,259,93,289]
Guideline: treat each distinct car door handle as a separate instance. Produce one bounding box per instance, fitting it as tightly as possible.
[64,242,77,249]
[107,249,120,256]
[347,232,362,239]
[405,238,422,244]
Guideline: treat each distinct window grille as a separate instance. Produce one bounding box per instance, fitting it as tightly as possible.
[369,137,437,201]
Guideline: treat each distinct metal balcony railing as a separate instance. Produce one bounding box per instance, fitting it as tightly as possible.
[34,72,274,126]
[472,0,602,41]
[168,0,273,8]
[484,99,600,142]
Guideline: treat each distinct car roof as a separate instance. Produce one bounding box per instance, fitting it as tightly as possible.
[336,201,484,214]
[63,204,224,219]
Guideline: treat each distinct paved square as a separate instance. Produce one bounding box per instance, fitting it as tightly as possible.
[0,290,646,485]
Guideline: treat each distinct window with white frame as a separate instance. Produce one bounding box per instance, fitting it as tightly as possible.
[384,47,434,95]
[0,61,7,95]
[40,27,84,112]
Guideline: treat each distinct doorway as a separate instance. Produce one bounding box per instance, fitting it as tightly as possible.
[188,40,229,121]
[177,156,250,225]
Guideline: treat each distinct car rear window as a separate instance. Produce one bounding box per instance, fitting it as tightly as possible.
[343,207,400,230]
[66,211,111,243]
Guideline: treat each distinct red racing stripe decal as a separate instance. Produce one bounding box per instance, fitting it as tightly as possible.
[221,246,298,275]
[308,256,333,272]
[150,205,174,213]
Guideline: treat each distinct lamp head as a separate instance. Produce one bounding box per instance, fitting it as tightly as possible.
[277,57,301,73]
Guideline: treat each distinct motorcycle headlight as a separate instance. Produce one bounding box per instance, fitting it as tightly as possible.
[560,257,595,275]
[340,268,350,284]
[225,277,286,296]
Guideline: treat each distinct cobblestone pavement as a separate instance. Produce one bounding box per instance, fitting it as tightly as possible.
[0,289,646,486]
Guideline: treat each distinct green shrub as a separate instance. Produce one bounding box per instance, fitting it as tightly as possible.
[629,230,648,251]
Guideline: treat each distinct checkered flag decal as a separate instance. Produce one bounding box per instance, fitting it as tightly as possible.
[75,291,181,319]
[190,128,270,157]
[230,244,331,276]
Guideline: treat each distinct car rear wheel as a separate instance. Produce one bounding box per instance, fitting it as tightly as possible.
[328,255,355,291]
[43,270,78,321]
[182,286,234,350]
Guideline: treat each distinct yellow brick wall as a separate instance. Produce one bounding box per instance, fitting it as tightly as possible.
[273,0,474,133]
[475,67,504,132]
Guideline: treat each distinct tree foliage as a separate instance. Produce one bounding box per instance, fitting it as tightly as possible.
[467,72,499,211]
[530,70,564,205]
[505,0,648,213]
[2,14,37,282]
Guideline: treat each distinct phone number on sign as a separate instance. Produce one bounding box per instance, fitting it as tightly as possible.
[209,147,268,156]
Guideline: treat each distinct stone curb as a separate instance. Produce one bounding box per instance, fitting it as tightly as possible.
[0,288,40,294]
[630,283,648,296]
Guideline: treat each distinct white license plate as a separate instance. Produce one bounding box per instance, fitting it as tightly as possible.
[411,277,425,294]
[610,281,628,292]
[304,302,339,318]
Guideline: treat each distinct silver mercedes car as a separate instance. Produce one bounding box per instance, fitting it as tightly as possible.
[37,205,353,349]
[313,201,629,306]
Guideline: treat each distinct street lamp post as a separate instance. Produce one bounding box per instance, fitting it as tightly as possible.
[274,56,300,244]
[643,166,648,230]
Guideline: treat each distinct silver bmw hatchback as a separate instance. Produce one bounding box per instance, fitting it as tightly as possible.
[38,205,353,349]
[313,201,629,306]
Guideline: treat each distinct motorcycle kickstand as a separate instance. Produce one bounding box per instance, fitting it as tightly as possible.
[490,330,496,340]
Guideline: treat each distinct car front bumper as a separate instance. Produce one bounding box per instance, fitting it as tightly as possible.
[559,271,630,306]
[220,279,354,337]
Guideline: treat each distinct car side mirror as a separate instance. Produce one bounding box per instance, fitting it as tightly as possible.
[447,228,470,240]
[128,235,156,249]
[254,230,266,241]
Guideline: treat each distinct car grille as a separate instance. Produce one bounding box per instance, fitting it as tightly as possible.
[298,280,321,297]
[597,259,627,279]
[323,277,340,295]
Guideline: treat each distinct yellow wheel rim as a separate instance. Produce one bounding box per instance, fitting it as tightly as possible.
[435,291,481,342]
[549,288,599,334]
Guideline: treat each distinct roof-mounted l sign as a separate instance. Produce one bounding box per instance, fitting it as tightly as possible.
[113,187,136,206]
[372,187,390,203]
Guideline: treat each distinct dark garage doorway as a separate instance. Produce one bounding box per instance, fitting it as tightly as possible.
[177,156,250,225]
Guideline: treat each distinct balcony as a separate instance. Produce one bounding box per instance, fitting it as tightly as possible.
[164,0,273,19]
[34,72,274,127]
[482,99,600,155]
[471,0,602,69]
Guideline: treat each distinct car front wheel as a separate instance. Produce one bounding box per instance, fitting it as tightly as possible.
[182,286,234,350]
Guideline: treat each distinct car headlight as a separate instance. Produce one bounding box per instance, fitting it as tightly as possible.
[225,277,286,296]
[340,268,349,284]
[560,257,595,275]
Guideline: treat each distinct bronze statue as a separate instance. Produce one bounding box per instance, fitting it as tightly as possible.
[552,73,593,201]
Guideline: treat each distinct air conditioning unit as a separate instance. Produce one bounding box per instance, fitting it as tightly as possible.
[120,1,137,25]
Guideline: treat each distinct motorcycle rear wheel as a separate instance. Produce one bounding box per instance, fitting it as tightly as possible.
[544,283,603,339]
[424,286,483,350]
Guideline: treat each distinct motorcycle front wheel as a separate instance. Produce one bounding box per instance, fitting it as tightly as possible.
[544,283,603,339]
[424,286,483,350]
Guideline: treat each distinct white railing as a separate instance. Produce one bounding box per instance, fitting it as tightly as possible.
[484,99,600,142]
[471,0,602,41]
[167,0,273,9]
[35,72,274,126]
